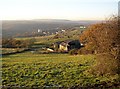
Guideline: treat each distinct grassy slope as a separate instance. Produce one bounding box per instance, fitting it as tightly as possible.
[1,48,27,55]
[2,52,119,88]
[16,29,81,45]
[2,29,119,88]
[2,52,94,87]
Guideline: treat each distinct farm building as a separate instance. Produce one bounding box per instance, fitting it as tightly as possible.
[53,40,81,52]
[53,41,62,51]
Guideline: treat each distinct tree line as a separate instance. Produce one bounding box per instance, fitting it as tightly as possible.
[2,38,35,48]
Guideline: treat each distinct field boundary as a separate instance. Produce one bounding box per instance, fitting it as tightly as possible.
[2,48,31,56]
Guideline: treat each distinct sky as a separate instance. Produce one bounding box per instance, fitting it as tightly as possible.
[0,0,119,20]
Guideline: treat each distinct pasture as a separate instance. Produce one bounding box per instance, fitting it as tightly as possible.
[2,52,119,88]
[2,30,120,88]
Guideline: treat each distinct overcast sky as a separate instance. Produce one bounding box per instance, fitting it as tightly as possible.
[0,0,119,20]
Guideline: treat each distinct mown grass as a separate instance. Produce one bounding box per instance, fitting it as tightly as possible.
[2,52,119,88]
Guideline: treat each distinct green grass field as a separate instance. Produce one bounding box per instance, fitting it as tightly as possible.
[16,29,81,46]
[1,48,27,55]
[2,29,120,88]
[2,52,119,88]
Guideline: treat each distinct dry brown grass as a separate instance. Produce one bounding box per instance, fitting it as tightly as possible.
[89,53,119,76]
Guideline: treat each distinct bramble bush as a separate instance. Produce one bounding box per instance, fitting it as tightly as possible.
[80,19,119,54]
[79,16,120,75]
[89,53,119,75]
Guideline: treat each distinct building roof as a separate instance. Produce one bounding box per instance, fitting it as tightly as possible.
[54,40,80,47]
[60,40,80,46]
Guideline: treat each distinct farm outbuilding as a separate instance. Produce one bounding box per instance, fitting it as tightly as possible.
[53,40,81,52]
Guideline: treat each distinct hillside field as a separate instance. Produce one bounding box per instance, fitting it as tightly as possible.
[2,52,119,88]
[2,29,120,88]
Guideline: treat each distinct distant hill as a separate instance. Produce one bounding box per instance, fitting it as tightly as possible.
[2,19,102,38]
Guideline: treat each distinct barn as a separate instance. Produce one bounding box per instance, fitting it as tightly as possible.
[53,40,81,52]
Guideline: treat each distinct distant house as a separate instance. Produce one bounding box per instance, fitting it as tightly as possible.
[80,25,86,29]
[61,30,65,32]
[38,29,42,33]
[53,40,81,52]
